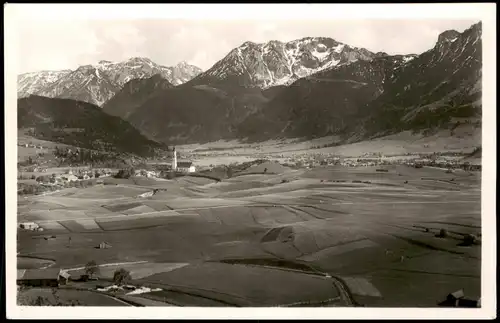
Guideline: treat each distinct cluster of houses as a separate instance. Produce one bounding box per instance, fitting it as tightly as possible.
[278,153,481,171]
[19,222,43,231]
[135,169,160,178]
[405,158,481,171]
[36,168,114,185]
[22,166,48,173]
[281,154,341,168]
[18,142,47,150]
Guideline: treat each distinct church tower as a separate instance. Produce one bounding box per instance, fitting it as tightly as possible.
[172,146,177,171]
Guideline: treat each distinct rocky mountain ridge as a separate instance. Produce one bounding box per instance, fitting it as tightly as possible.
[17,58,202,106]
[189,37,383,88]
[126,22,482,145]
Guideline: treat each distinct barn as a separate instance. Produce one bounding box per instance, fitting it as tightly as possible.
[97,241,112,249]
[58,271,71,285]
[17,268,65,287]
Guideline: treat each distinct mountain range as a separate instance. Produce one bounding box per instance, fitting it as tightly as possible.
[189,37,384,88]
[239,22,481,142]
[17,21,482,154]
[17,58,202,106]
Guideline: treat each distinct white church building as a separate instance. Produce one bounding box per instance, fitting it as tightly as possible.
[171,147,196,173]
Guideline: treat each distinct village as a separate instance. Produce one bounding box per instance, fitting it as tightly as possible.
[271,150,482,171]
[17,146,198,196]
[18,141,481,199]
[16,142,483,308]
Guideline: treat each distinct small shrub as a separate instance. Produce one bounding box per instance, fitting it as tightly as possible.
[35,175,51,183]
[436,228,449,238]
[113,268,131,286]
[84,260,100,279]
[462,234,479,246]
[114,168,135,179]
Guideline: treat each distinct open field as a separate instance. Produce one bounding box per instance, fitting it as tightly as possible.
[17,287,130,306]
[17,164,481,307]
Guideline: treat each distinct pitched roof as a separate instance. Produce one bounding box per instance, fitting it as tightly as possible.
[18,268,61,280]
[177,161,193,168]
[59,271,71,279]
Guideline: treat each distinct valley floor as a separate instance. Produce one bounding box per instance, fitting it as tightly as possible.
[17,164,481,307]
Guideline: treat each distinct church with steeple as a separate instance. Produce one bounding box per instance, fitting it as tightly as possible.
[171,146,177,170]
[168,146,195,173]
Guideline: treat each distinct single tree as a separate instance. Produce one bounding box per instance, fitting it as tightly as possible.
[84,260,100,279]
[166,171,176,180]
[113,268,131,286]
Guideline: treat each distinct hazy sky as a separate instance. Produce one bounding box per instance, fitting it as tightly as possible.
[12,10,478,74]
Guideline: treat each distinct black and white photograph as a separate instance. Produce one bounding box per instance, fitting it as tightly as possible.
[4,3,496,319]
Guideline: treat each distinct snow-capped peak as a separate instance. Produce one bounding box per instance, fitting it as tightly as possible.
[17,57,203,106]
[198,36,378,88]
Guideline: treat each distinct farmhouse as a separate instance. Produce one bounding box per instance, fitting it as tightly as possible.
[98,241,112,249]
[19,222,39,231]
[17,268,68,287]
[59,271,71,285]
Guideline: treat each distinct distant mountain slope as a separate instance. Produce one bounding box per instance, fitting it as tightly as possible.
[358,22,482,139]
[238,22,481,142]
[115,22,481,146]
[188,37,379,88]
[17,70,72,98]
[121,37,383,144]
[18,95,164,156]
[237,54,416,140]
[126,84,270,144]
[17,58,202,106]
[102,74,174,120]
